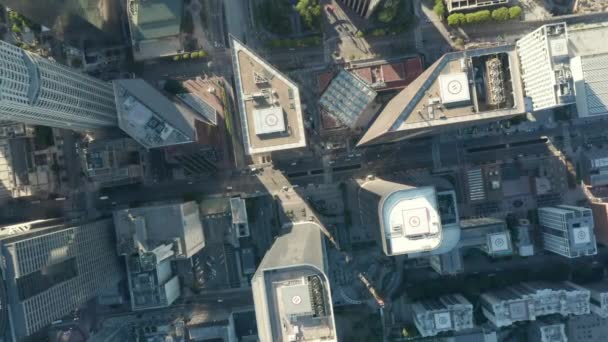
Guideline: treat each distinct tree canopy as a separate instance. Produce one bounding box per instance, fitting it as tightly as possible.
[433,0,446,19]
[296,0,322,30]
[491,7,510,21]
[509,6,522,19]
[377,0,399,23]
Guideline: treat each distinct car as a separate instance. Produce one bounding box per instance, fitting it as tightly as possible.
[99,196,109,200]
[226,186,233,191]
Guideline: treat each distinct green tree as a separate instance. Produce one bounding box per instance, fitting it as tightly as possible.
[492,7,510,21]
[356,30,364,38]
[11,24,22,34]
[377,0,399,23]
[296,0,321,31]
[371,28,387,37]
[447,13,465,26]
[433,0,446,19]
[509,6,522,19]
[173,55,181,61]
[466,10,490,24]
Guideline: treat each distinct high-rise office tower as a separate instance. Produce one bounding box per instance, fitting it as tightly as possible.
[516,23,574,111]
[0,218,122,340]
[412,294,474,337]
[252,222,337,342]
[538,205,597,258]
[0,41,118,130]
[356,176,460,257]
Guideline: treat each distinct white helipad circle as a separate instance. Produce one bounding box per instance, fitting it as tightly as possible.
[292,295,302,305]
[409,216,421,227]
[265,113,279,126]
[494,238,504,247]
[448,80,462,94]
[577,231,587,239]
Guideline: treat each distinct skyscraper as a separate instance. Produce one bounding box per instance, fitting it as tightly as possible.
[0,218,122,340]
[356,176,460,257]
[516,23,575,111]
[412,294,474,337]
[0,41,118,130]
[252,222,337,342]
[538,205,597,258]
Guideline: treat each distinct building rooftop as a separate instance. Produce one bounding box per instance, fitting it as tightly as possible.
[318,70,377,129]
[351,57,423,91]
[380,186,443,256]
[482,281,591,327]
[571,53,608,118]
[230,197,250,238]
[412,294,474,337]
[126,0,183,60]
[569,23,608,56]
[129,0,182,40]
[180,78,225,125]
[358,45,525,146]
[125,244,181,310]
[252,222,337,342]
[113,201,204,259]
[446,0,508,12]
[584,281,608,318]
[230,36,306,155]
[113,79,197,149]
[516,23,574,111]
[81,138,146,187]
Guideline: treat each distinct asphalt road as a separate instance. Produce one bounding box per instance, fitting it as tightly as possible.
[93,120,592,209]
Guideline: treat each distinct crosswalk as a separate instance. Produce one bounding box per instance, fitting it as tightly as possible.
[467,168,486,202]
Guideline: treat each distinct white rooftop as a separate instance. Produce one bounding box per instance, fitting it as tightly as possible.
[550,37,569,57]
[434,312,452,330]
[381,186,442,255]
[279,282,313,316]
[571,53,608,118]
[572,226,592,244]
[253,106,286,135]
[488,232,511,253]
[438,73,471,105]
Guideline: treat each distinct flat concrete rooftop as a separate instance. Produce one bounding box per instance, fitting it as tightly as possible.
[231,37,306,155]
[252,222,336,342]
[358,45,525,146]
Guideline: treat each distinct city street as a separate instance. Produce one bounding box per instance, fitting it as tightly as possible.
[90,117,608,213]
